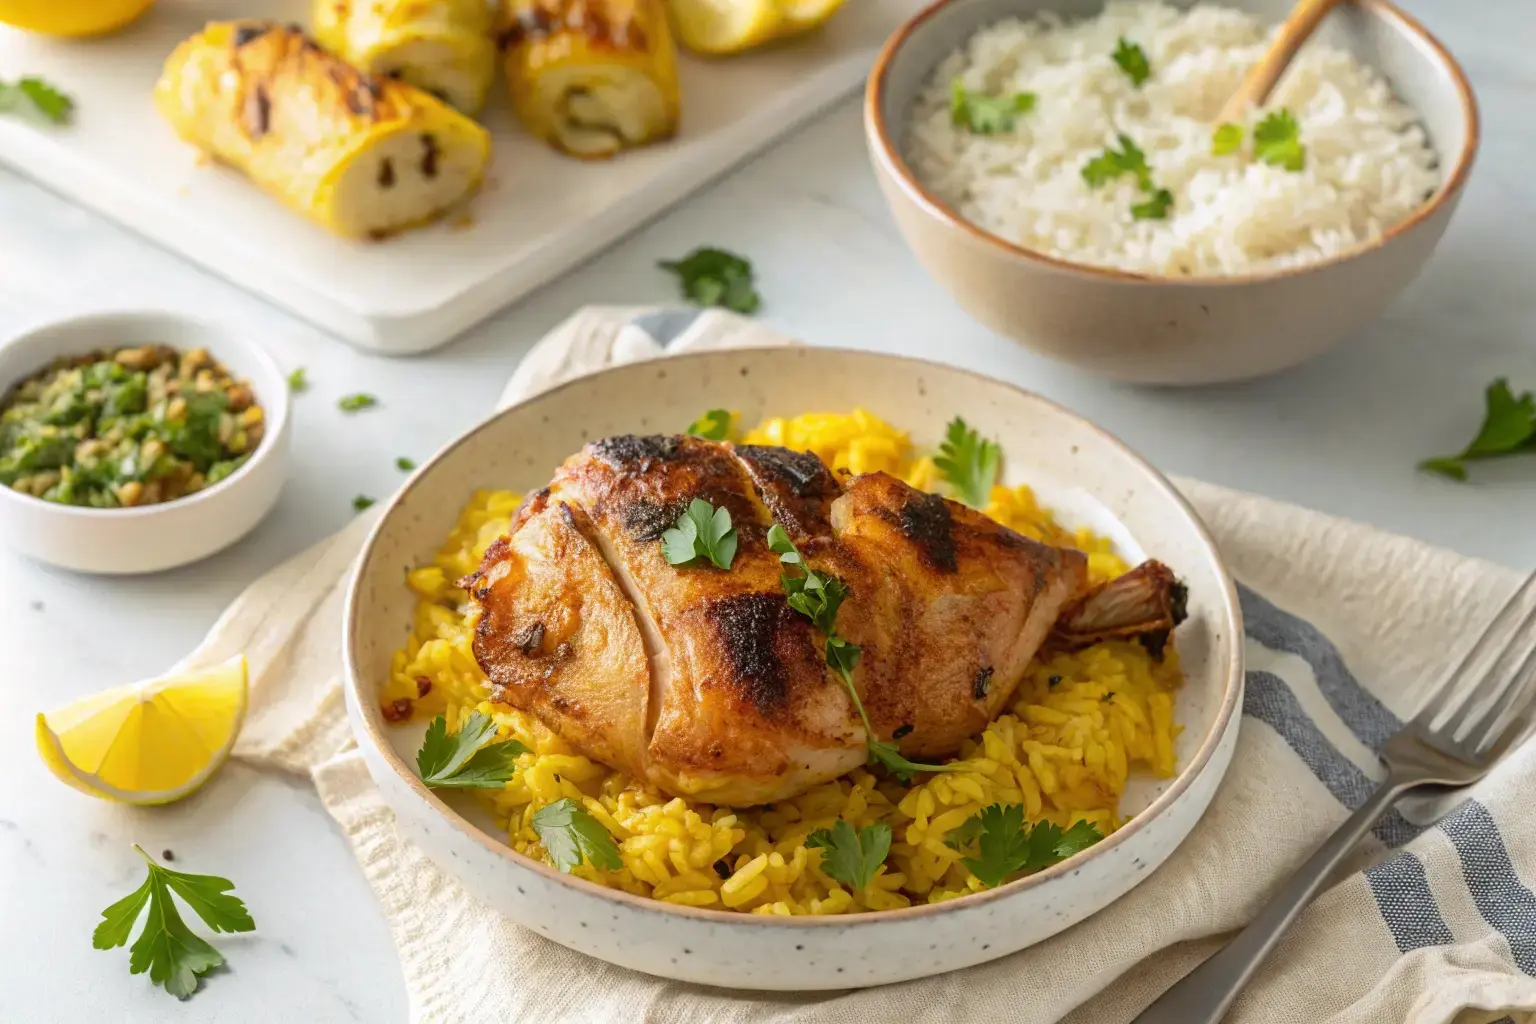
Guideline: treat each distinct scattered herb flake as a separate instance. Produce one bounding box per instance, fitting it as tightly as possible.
[948,804,1103,888]
[415,712,529,789]
[352,495,375,511]
[934,416,1001,508]
[1253,109,1306,171]
[950,79,1037,134]
[395,456,415,472]
[1212,122,1244,156]
[1082,133,1153,190]
[686,408,733,441]
[1112,38,1151,87]
[338,393,377,413]
[286,367,308,393]
[92,846,254,1000]
[661,497,738,570]
[531,798,623,873]
[1419,379,1536,481]
[659,248,760,315]
[0,76,74,125]
[806,819,892,891]
[1131,188,1175,221]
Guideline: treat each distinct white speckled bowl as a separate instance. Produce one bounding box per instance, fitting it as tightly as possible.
[343,348,1243,989]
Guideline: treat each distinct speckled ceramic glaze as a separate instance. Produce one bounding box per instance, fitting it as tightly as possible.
[865,0,1479,384]
[343,348,1243,989]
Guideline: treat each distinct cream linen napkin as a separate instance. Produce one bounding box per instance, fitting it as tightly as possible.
[194,307,1536,1024]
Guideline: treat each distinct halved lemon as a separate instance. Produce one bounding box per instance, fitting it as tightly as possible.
[0,0,157,37]
[667,0,785,55]
[36,654,247,805]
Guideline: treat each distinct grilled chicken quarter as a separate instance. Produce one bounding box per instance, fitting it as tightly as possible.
[463,435,1180,805]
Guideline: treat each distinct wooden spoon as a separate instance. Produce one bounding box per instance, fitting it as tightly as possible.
[1216,0,1348,125]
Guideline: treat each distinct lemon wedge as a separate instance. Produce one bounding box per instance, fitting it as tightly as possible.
[36,654,247,805]
[0,0,156,37]
[776,0,847,33]
[667,0,786,55]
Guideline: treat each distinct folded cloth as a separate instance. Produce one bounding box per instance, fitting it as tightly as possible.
[203,307,1536,1024]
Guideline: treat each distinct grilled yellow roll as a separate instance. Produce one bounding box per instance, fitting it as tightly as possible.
[154,21,491,239]
[313,0,495,114]
[497,0,680,159]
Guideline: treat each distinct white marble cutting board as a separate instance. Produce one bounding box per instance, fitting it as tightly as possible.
[0,0,913,353]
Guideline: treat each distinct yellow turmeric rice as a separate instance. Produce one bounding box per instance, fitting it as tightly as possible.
[383,408,1182,914]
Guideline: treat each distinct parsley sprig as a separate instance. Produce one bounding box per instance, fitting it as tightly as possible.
[0,76,74,125]
[950,80,1036,134]
[415,711,529,789]
[93,846,255,1000]
[1082,133,1175,221]
[686,408,733,440]
[934,416,1000,507]
[806,819,892,891]
[1211,122,1244,156]
[661,497,738,570]
[659,248,760,315]
[532,798,623,873]
[946,804,1103,888]
[1112,38,1151,87]
[1253,109,1306,171]
[1420,378,1536,481]
[767,525,960,781]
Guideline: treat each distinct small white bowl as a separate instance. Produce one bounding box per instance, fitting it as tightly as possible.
[0,310,292,574]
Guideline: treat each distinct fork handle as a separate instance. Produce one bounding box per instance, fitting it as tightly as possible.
[1132,775,1415,1023]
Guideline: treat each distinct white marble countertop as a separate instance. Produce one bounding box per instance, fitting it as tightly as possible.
[1,1,1533,1018]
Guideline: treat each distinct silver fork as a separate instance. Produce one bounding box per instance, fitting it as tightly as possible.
[1134,571,1536,1024]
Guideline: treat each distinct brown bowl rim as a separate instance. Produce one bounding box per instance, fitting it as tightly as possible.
[864,0,1481,286]
[342,345,1245,929]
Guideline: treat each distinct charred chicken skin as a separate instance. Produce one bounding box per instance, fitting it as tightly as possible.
[463,435,1179,805]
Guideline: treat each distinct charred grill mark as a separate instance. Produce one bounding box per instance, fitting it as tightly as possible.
[590,434,682,471]
[458,536,509,593]
[620,498,684,542]
[708,592,797,716]
[421,133,440,178]
[244,84,271,138]
[496,4,648,51]
[735,446,834,497]
[892,723,914,740]
[377,158,396,189]
[513,621,545,655]
[972,666,994,700]
[233,23,272,46]
[891,491,957,572]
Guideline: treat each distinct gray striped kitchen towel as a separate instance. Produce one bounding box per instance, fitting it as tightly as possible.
[208,307,1536,1023]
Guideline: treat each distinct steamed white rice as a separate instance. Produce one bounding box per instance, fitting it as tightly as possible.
[905,1,1443,276]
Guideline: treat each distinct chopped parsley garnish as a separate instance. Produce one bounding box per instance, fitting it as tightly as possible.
[768,525,960,781]
[286,367,308,392]
[946,804,1103,888]
[949,80,1037,134]
[395,456,415,471]
[661,497,738,570]
[1211,122,1244,156]
[686,408,733,440]
[532,798,623,873]
[415,712,529,789]
[1112,38,1151,87]
[93,845,254,1000]
[1420,378,1536,481]
[1253,109,1306,171]
[806,819,892,891]
[1131,188,1175,221]
[0,76,74,124]
[352,495,375,511]
[337,393,377,413]
[934,416,1001,507]
[659,248,760,315]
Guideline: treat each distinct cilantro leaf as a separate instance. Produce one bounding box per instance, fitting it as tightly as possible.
[1082,133,1152,190]
[1131,188,1174,221]
[1112,38,1151,87]
[686,408,733,440]
[415,711,528,789]
[659,248,760,315]
[806,819,892,891]
[1212,122,1244,156]
[352,495,375,511]
[1253,109,1306,171]
[0,76,74,124]
[338,393,377,413]
[395,456,415,471]
[950,79,1036,134]
[93,846,254,1000]
[532,798,623,873]
[286,367,308,392]
[951,804,1104,888]
[934,416,1001,507]
[1419,379,1536,481]
[661,497,738,570]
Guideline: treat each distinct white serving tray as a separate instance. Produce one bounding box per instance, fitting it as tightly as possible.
[0,0,912,353]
